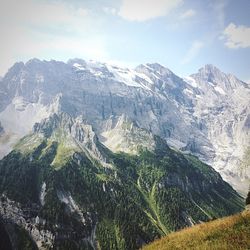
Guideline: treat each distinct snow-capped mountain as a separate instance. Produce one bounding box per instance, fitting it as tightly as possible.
[0,58,249,195]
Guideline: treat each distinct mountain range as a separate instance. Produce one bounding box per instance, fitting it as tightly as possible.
[0,58,249,194]
[0,58,249,249]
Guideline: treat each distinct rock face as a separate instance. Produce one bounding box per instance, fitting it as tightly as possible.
[188,65,250,194]
[0,59,249,195]
[0,195,54,249]
[0,112,244,249]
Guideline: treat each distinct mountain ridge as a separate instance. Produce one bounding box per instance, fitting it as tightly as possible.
[0,58,249,195]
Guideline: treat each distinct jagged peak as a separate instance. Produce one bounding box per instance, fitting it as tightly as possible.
[135,63,176,80]
[15,110,112,169]
[32,112,99,147]
[197,64,224,75]
[100,114,169,155]
[33,112,79,134]
[192,64,246,90]
[25,58,43,66]
[146,62,166,70]
[190,64,248,96]
[26,58,68,68]
[137,62,171,72]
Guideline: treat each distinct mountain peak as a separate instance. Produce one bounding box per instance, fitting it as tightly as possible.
[146,62,165,70]
[136,63,175,78]
[198,64,223,75]
[67,58,86,67]
[147,63,173,74]
[192,64,246,91]
[25,58,42,66]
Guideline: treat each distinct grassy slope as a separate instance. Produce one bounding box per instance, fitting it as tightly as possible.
[143,210,250,250]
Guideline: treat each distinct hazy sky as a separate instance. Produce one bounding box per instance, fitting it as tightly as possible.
[1,0,250,81]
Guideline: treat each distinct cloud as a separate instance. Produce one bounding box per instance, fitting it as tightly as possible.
[180,9,196,19]
[118,0,183,21]
[222,23,250,49]
[0,0,88,27]
[181,41,204,64]
[0,0,111,76]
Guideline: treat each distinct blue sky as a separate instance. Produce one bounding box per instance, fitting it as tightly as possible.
[1,0,250,81]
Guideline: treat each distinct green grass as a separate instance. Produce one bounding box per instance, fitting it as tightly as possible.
[142,210,250,250]
[96,173,112,182]
[137,178,169,235]
[14,134,43,154]
[51,142,75,169]
[48,128,80,169]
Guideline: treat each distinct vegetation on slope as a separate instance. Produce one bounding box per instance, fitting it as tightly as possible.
[142,210,250,250]
[0,126,245,249]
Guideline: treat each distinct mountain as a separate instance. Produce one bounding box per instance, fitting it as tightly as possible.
[143,210,250,250]
[186,64,250,194]
[0,112,244,249]
[0,58,248,249]
[0,58,249,195]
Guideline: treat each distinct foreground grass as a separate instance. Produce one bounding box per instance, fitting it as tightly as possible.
[143,210,250,250]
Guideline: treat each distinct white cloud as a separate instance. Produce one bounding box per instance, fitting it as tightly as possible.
[222,23,250,49]
[181,41,204,64]
[118,0,183,21]
[180,9,196,19]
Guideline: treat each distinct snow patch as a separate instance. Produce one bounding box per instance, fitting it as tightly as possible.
[195,95,202,99]
[214,86,226,95]
[183,76,198,88]
[73,63,85,70]
[183,88,194,95]
[106,65,141,87]
[136,72,153,84]
[208,81,215,87]
[105,64,152,90]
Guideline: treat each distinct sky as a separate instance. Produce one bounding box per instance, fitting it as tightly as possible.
[0,0,250,81]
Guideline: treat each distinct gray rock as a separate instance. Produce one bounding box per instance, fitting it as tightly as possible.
[0,59,249,195]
